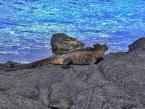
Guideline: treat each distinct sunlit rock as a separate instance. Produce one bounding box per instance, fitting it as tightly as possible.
[51,33,85,55]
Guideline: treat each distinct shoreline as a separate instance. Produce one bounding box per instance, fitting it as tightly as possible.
[0,45,128,64]
[0,47,129,64]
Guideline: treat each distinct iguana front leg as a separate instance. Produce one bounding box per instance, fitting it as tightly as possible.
[61,58,72,69]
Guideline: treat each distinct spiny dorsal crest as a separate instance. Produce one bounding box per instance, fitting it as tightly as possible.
[93,44,108,51]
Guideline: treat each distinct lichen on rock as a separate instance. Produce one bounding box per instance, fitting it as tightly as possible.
[51,33,85,55]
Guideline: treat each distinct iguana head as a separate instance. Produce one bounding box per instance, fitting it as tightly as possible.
[93,44,108,51]
[92,44,108,59]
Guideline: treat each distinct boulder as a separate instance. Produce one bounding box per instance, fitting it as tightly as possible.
[51,33,85,55]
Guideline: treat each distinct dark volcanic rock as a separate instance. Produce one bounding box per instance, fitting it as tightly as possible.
[51,33,85,55]
[0,61,22,71]
[129,37,145,51]
[0,37,145,109]
[0,93,50,109]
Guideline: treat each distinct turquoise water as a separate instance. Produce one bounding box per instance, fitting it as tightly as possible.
[0,0,145,62]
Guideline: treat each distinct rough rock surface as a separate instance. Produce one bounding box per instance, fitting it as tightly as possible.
[0,37,145,109]
[129,37,145,51]
[51,33,85,55]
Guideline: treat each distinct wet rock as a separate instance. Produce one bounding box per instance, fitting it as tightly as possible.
[51,33,85,55]
[129,37,145,51]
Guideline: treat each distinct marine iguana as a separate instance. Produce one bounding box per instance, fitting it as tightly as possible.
[0,44,108,71]
[22,44,108,68]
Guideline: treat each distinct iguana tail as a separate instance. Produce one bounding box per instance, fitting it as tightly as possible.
[20,56,64,69]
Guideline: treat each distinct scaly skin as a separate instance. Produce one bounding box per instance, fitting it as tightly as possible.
[21,44,108,69]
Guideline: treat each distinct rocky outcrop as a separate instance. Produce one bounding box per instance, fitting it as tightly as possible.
[0,93,50,109]
[51,33,85,55]
[0,37,145,109]
[129,37,145,51]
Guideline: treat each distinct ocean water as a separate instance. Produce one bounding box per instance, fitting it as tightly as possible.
[0,0,145,63]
